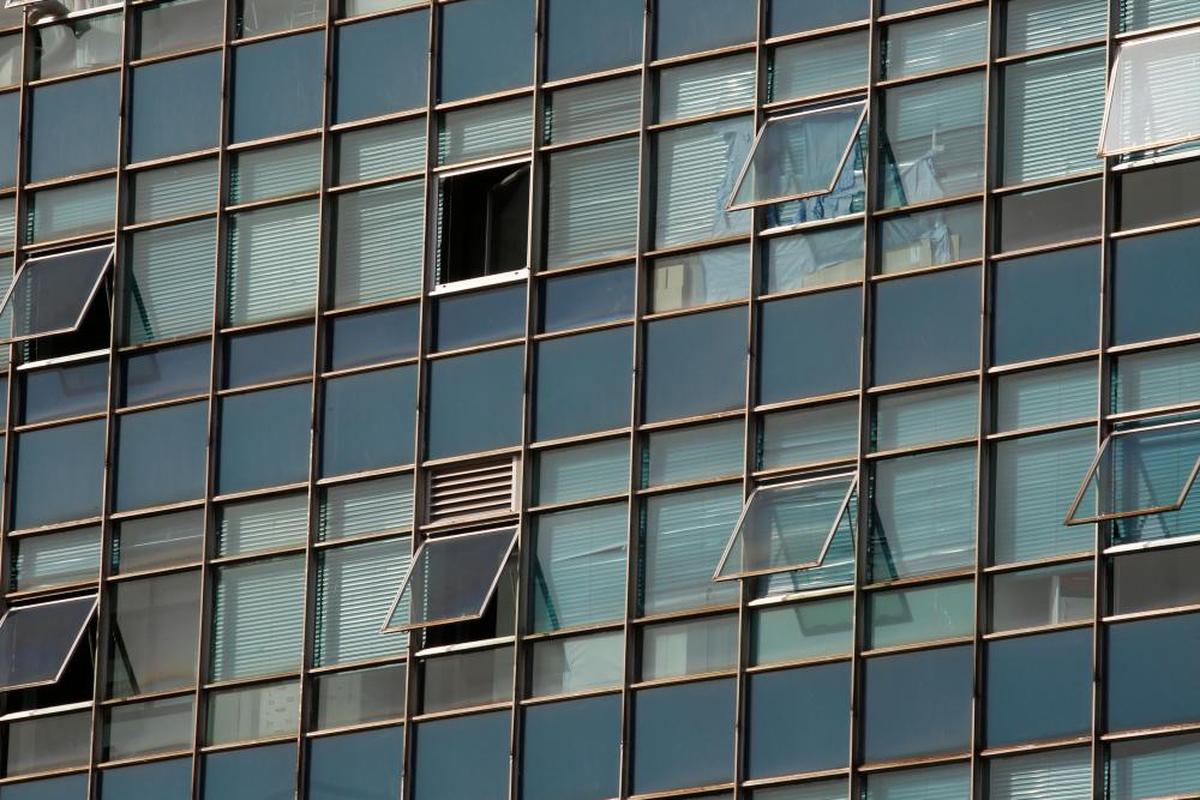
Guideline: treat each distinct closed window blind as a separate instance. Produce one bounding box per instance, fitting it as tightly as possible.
[772,30,869,102]
[659,53,755,123]
[866,763,970,800]
[211,555,305,681]
[225,199,318,325]
[216,492,308,557]
[640,485,742,614]
[27,177,116,243]
[337,119,425,185]
[1120,0,1200,31]
[318,474,414,542]
[534,438,629,506]
[1116,343,1200,413]
[654,117,753,248]
[229,139,321,205]
[545,76,641,145]
[333,180,423,308]
[438,96,531,166]
[131,158,218,223]
[755,497,856,596]
[995,362,1097,432]
[13,526,100,592]
[532,502,628,632]
[643,419,743,488]
[125,217,216,345]
[1006,0,1107,55]
[988,746,1091,800]
[546,138,639,269]
[760,401,859,471]
[314,537,410,666]
[884,7,987,80]
[1109,731,1200,799]
[1003,48,1106,185]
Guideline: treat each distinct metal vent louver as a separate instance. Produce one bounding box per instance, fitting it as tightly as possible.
[427,457,519,524]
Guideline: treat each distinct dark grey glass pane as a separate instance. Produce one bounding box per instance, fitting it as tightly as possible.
[427,346,523,459]
[770,0,869,36]
[1108,612,1200,731]
[522,695,620,800]
[863,645,972,762]
[0,775,87,800]
[999,179,1102,252]
[540,264,634,333]
[986,627,1092,746]
[203,742,296,800]
[759,288,860,404]
[335,11,429,123]
[28,72,119,182]
[633,678,735,794]
[322,365,416,476]
[644,306,746,424]
[108,571,200,696]
[434,283,526,351]
[747,662,850,779]
[0,596,94,690]
[114,510,205,574]
[546,0,643,80]
[993,245,1099,365]
[439,0,534,102]
[874,266,980,385]
[218,383,311,493]
[224,324,313,388]
[130,52,221,163]
[0,92,17,187]
[13,419,105,529]
[232,32,324,143]
[309,726,403,800]
[1113,226,1200,346]
[1120,159,1200,231]
[413,711,510,800]
[1113,545,1200,614]
[101,757,190,799]
[22,359,107,424]
[116,401,207,510]
[122,342,210,407]
[328,303,419,370]
[535,327,632,441]
[655,0,756,58]
[137,0,224,59]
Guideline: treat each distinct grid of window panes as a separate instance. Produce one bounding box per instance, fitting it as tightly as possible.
[0,0,1197,798]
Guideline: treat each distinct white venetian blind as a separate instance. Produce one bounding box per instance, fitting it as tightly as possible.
[314,537,411,666]
[211,555,305,681]
[545,138,639,269]
[333,180,424,308]
[225,199,318,325]
[125,217,216,345]
[988,746,1092,800]
[654,117,754,248]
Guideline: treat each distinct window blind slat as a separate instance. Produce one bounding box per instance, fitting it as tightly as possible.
[654,117,753,248]
[333,180,424,308]
[1006,0,1107,54]
[1109,731,1200,799]
[989,747,1091,799]
[225,199,319,325]
[532,503,627,632]
[211,555,305,681]
[318,474,414,542]
[546,138,639,269]
[126,217,216,345]
[315,538,410,666]
[641,485,742,614]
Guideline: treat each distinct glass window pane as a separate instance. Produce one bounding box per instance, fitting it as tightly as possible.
[422,644,513,713]
[5,711,91,776]
[217,384,310,494]
[202,742,296,800]
[137,0,224,58]
[1119,158,1200,231]
[28,72,119,182]
[747,663,849,779]
[545,0,642,81]
[1108,731,1200,800]
[336,119,425,185]
[229,139,320,205]
[0,597,95,690]
[990,562,1093,632]
[770,0,867,35]
[873,266,980,385]
[884,7,987,79]
[632,679,735,794]
[534,437,629,506]
[211,555,305,681]
[115,401,208,511]
[130,53,221,163]
[760,284,863,404]
[318,474,414,542]
[650,244,749,313]
[874,382,976,452]
[334,11,428,123]
[309,726,403,800]
[333,181,424,308]
[546,137,639,269]
[1101,28,1200,156]
[988,746,1092,800]
[749,780,849,800]
[864,763,970,798]
[986,627,1092,746]
[764,224,864,294]
[216,492,307,557]
[655,0,755,58]
[659,54,755,124]
[316,538,410,665]
[532,502,627,632]
[772,31,869,102]
[522,695,620,800]
[529,629,623,697]
[655,117,753,248]
[0,92,14,188]
[644,306,746,423]
[994,246,1099,364]
[130,158,218,224]
[12,526,100,591]
[312,663,406,730]
[207,679,298,744]
[642,614,737,680]
[125,218,217,345]
[322,365,416,476]
[1006,0,1107,55]
[427,345,524,459]
[545,76,641,145]
[868,580,973,649]
[751,595,853,666]
[22,359,106,424]
[760,401,858,471]
[438,96,531,165]
[434,284,524,352]
[101,757,190,799]
[1108,612,1200,731]
[224,324,311,389]
[13,419,105,529]
[996,362,1097,432]
[535,327,632,441]
[231,32,323,143]
[413,711,510,800]
[1113,226,1200,346]
[751,497,856,598]
[226,199,319,326]
[108,571,200,697]
[540,264,633,331]
[863,645,972,763]
[3,246,112,341]
[237,0,323,36]
[878,201,983,275]
[998,178,1102,252]
[644,418,743,488]
[1114,544,1200,614]
[328,303,419,370]
[439,0,533,102]
[27,177,116,243]
[114,509,205,574]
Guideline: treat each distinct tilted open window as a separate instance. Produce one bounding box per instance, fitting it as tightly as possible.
[382,527,516,632]
[1099,26,1200,157]
[726,102,866,211]
[1065,416,1200,526]
[714,473,857,581]
[0,244,113,342]
[0,596,96,692]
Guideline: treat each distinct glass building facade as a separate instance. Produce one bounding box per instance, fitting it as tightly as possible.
[0,0,1195,797]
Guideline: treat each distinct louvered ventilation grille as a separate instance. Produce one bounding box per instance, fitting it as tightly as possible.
[427,458,518,524]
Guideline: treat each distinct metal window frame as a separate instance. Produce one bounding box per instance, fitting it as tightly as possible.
[0,594,98,693]
[0,242,114,343]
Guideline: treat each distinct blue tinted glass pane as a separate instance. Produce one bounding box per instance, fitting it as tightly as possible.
[102,757,191,799]
[322,365,416,476]
[203,742,296,800]
[522,695,620,800]
[335,11,428,123]
[987,627,1092,746]
[0,775,87,800]
[29,72,119,182]
[747,662,850,779]
[759,288,861,403]
[328,304,419,371]
[546,0,643,80]
[770,0,869,36]
[1108,613,1200,732]
[633,679,735,794]
[123,342,211,407]
[23,359,107,424]
[233,32,324,142]
[541,264,635,333]
[1114,226,1200,346]
[308,726,403,800]
[218,384,311,493]
[536,327,632,441]
[427,346,523,459]
[13,419,105,529]
[863,645,973,763]
[414,711,510,800]
[644,306,746,423]
[435,284,526,351]
[994,245,1099,365]
[655,0,757,58]
[116,401,208,511]
[0,92,18,186]
[440,0,534,101]
[130,52,221,162]
[874,266,980,385]
[224,324,312,388]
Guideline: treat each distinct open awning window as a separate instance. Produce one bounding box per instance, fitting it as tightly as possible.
[0,244,113,342]
[0,596,96,692]
[726,102,866,211]
[1065,417,1200,526]
[1098,26,1200,157]
[382,527,516,632]
[714,474,857,581]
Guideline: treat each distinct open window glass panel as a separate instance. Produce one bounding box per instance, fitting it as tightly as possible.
[0,595,96,692]
[0,244,113,342]
[727,102,866,211]
[383,527,516,632]
[1099,26,1200,157]
[1065,415,1200,526]
[714,473,857,581]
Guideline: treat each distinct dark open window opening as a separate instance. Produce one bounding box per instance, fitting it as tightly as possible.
[438,163,530,287]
